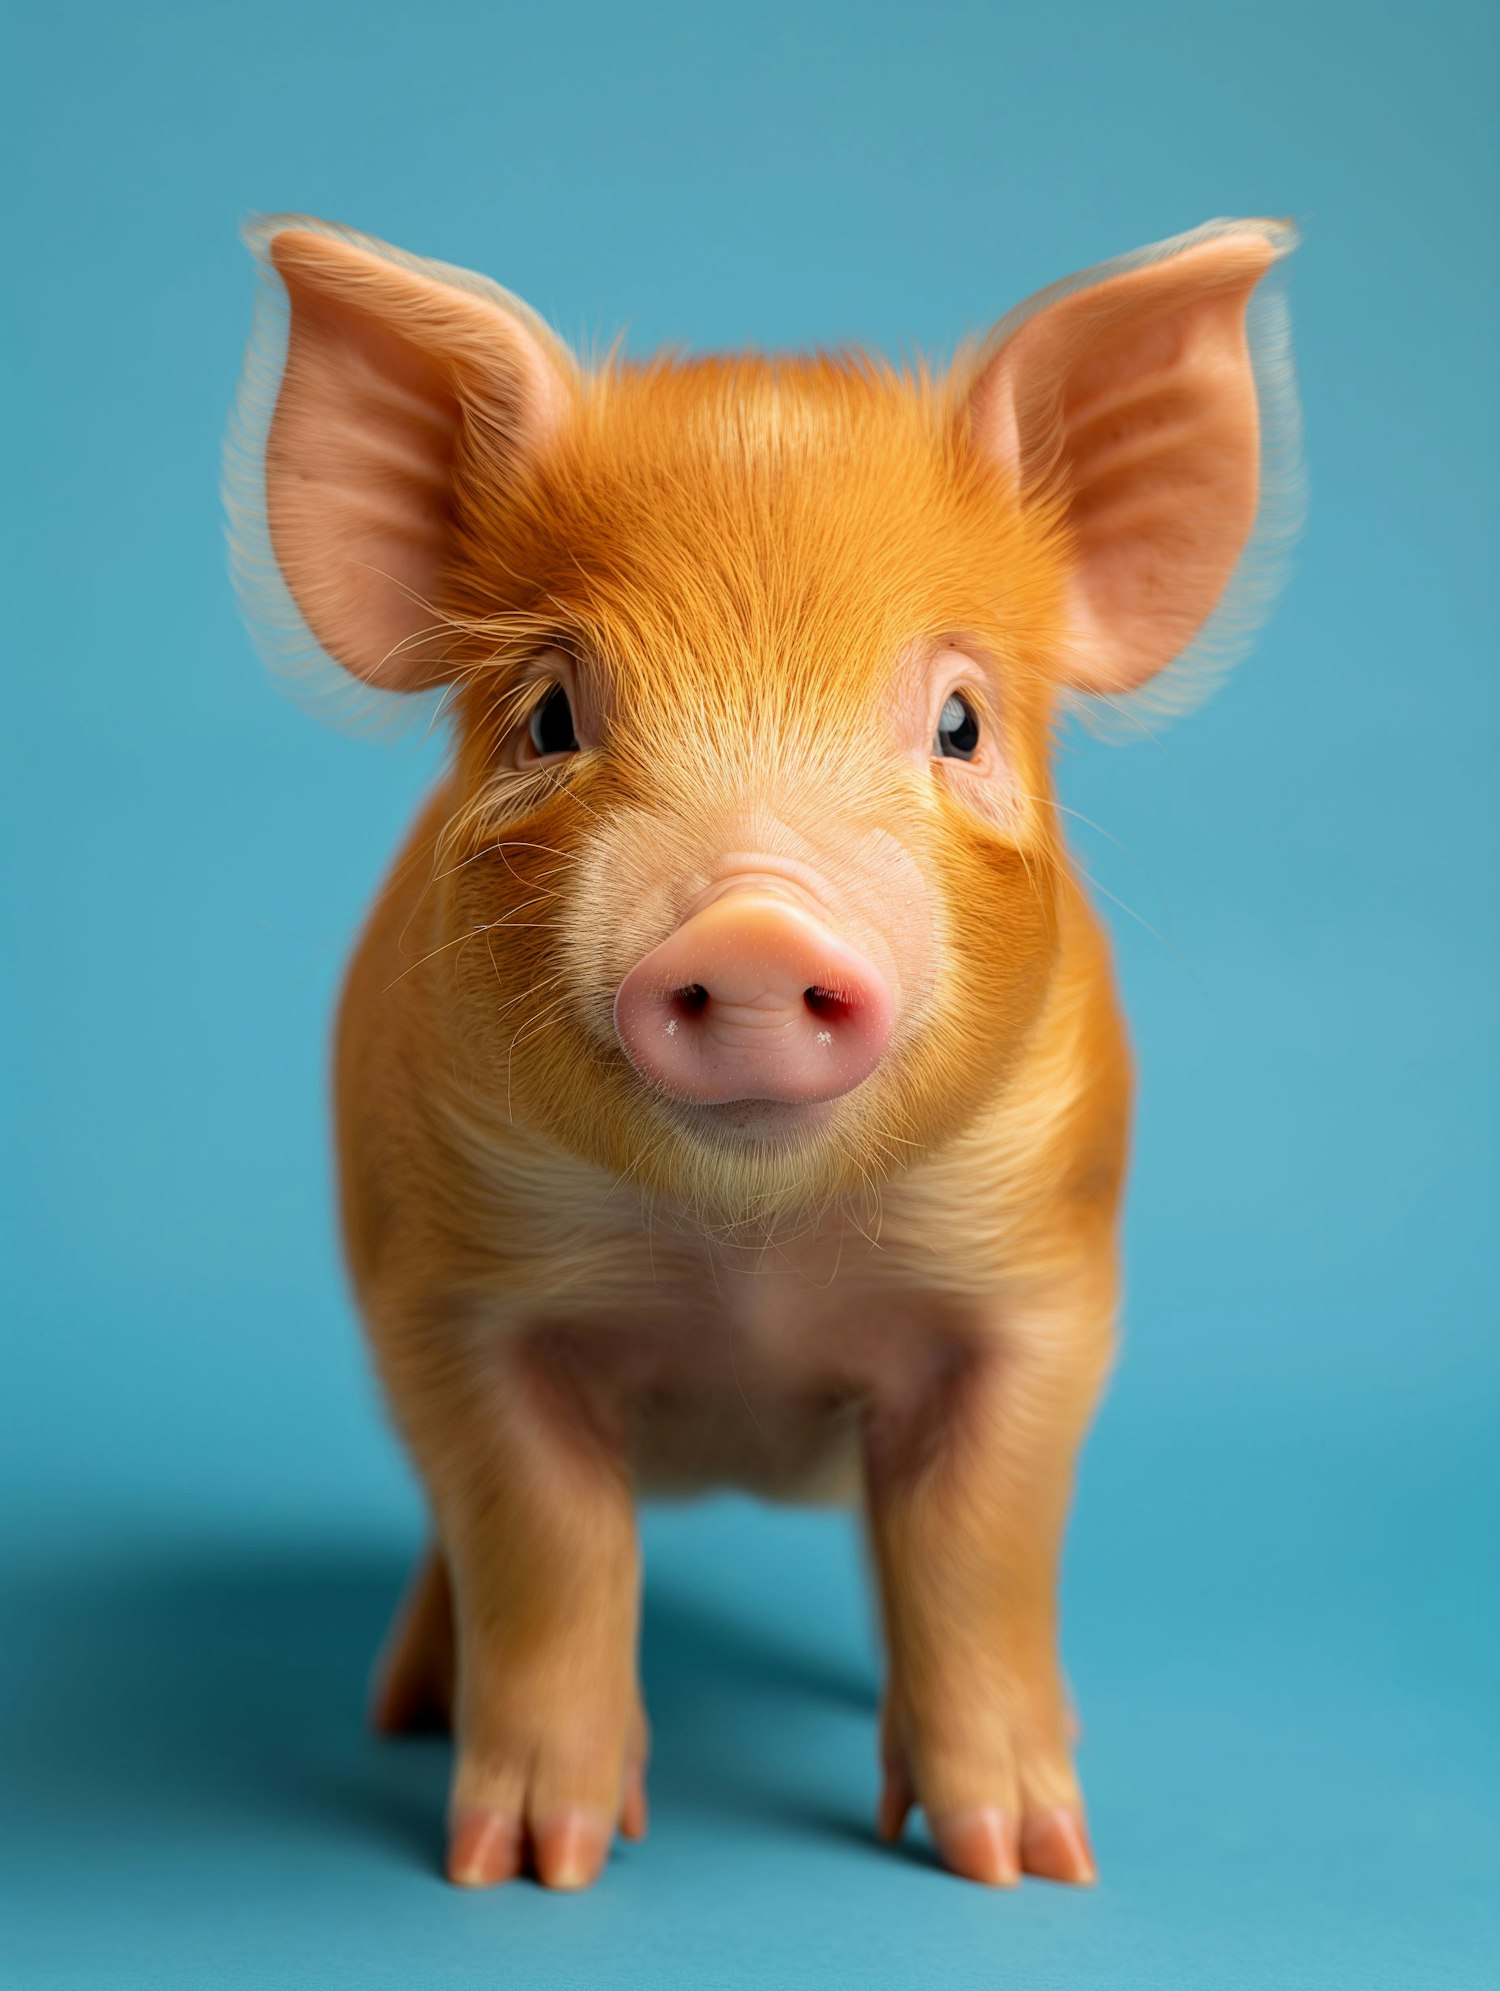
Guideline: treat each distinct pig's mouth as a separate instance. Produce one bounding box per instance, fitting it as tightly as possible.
[665,1094,841,1149]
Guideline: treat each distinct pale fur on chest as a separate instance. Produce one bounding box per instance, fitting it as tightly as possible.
[422,1155,978,1498]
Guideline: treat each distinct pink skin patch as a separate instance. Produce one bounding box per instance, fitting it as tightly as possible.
[614,883,895,1107]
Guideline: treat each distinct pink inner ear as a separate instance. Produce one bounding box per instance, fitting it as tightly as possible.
[261,229,570,692]
[268,276,464,688]
[972,231,1280,696]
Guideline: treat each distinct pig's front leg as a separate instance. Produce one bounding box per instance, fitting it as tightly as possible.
[866,1279,1115,1887]
[378,1310,646,1891]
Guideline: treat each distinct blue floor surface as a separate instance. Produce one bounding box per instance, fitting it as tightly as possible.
[4,1430,1494,1991]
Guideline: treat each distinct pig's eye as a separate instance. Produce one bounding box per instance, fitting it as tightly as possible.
[934,691,980,761]
[527,685,580,758]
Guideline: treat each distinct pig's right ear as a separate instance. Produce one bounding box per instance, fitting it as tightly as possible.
[966,217,1301,718]
[226,217,575,699]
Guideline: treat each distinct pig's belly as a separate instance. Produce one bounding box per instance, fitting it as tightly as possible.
[629,1377,864,1504]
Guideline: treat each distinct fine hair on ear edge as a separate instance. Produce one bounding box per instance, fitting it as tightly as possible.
[221,212,578,740]
[970,215,1305,743]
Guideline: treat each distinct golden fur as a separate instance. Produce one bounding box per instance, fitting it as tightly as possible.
[232,216,1296,1891]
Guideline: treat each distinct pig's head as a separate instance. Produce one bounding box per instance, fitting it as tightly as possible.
[231,217,1296,1225]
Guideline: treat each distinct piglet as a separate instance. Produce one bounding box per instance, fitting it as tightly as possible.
[227,213,1298,1890]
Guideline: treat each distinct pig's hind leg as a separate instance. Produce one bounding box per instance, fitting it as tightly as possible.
[370,1544,455,1735]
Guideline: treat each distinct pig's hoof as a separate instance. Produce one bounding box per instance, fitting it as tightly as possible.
[448,1805,613,1890]
[532,1811,614,1890]
[927,1807,1022,1886]
[445,1704,649,1890]
[917,1800,1094,1888]
[1019,1806,1097,1885]
[619,1755,649,1842]
[448,1806,525,1887]
[879,1698,1096,1887]
[446,1800,620,1892]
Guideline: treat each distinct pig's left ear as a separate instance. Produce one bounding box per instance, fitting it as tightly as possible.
[968,218,1301,706]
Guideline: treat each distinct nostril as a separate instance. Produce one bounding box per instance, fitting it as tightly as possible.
[803,985,854,1024]
[672,984,710,1018]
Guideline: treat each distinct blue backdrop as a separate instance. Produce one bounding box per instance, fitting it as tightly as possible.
[3,4,1496,1986]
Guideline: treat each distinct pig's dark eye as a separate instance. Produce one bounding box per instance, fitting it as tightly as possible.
[934,692,980,761]
[528,685,579,758]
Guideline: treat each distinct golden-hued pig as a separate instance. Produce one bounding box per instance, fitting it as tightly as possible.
[227,214,1299,1891]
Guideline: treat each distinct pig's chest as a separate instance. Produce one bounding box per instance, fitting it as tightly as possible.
[531,1227,968,1500]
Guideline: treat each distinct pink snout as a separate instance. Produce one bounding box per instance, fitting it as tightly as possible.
[613,888,894,1106]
